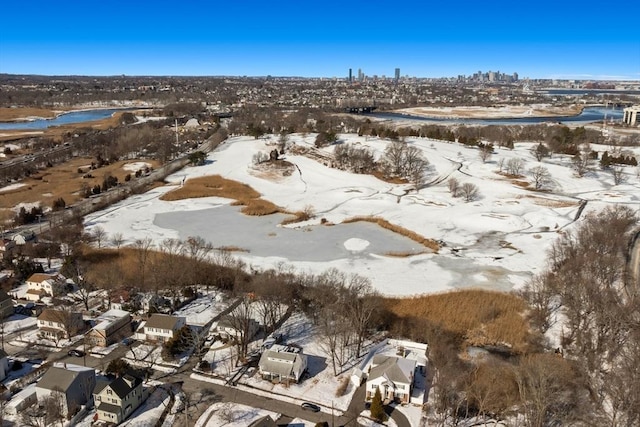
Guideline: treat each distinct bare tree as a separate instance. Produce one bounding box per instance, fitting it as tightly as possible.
[478,144,493,163]
[345,274,379,357]
[528,166,553,190]
[514,354,580,427]
[91,226,108,249]
[448,177,460,197]
[133,237,154,290]
[530,143,550,162]
[572,151,592,177]
[610,165,626,185]
[460,182,480,202]
[382,141,408,177]
[506,157,524,176]
[60,258,95,311]
[110,232,125,249]
[224,297,255,362]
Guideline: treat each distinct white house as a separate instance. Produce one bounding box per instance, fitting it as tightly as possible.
[37,308,86,340]
[12,229,36,246]
[5,383,38,416]
[365,355,416,404]
[24,273,66,302]
[258,344,308,383]
[143,313,186,343]
[35,363,96,417]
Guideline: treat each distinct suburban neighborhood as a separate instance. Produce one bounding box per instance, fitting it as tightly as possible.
[0,252,429,426]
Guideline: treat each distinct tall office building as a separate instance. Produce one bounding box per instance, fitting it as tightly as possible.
[395,68,400,83]
[349,68,353,82]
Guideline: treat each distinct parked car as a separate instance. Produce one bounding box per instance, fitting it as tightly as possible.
[301,402,321,412]
[68,349,85,357]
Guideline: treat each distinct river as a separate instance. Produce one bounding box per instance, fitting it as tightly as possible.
[0,107,145,130]
[370,106,624,126]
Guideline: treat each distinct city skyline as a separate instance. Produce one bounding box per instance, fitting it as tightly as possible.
[1,1,638,80]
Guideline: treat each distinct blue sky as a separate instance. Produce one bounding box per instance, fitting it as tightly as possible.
[1,0,639,80]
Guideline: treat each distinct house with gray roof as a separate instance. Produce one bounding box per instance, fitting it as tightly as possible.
[143,313,186,343]
[35,362,96,416]
[258,344,307,383]
[94,373,145,424]
[365,355,416,404]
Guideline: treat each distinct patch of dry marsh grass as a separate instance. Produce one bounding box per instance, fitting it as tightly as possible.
[237,199,281,216]
[0,157,159,210]
[343,216,440,253]
[0,107,58,121]
[383,250,429,257]
[160,175,260,201]
[384,289,531,352]
[161,175,284,217]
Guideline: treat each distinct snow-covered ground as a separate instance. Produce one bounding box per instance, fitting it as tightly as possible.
[84,133,640,296]
[195,402,279,427]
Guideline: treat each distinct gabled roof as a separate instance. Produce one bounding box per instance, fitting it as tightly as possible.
[259,347,307,380]
[38,308,81,322]
[145,314,184,331]
[369,355,415,386]
[107,374,143,399]
[37,364,95,392]
[26,273,62,284]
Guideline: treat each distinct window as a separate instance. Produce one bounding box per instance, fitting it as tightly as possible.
[107,389,112,395]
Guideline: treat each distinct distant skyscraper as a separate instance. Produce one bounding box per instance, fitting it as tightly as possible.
[513,72,518,82]
[349,68,353,82]
[358,68,363,82]
[395,68,400,83]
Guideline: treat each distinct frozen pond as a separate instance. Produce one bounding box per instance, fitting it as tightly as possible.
[154,205,423,262]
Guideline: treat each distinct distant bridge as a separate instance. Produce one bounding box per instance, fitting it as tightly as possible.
[344,106,377,114]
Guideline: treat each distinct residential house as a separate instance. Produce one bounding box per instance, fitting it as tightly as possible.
[5,383,38,416]
[143,313,186,343]
[0,289,13,318]
[258,344,308,383]
[0,238,15,258]
[0,349,9,382]
[37,308,86,340]
[24,272,66,302]
[86,309,132,347]
[35,363,96,416]
[214,315,260,342]
[365,355,416,404]
[138,293,167,313]
[11,229,36,246]
[109,288,133,311]
[94,373,145,424]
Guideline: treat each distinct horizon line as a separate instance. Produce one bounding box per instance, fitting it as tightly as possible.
[2,72,640,82]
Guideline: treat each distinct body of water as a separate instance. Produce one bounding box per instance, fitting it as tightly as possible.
[0,108,142,130]
[540,89,640,96]
[154,205,423,262]
[371,106,624,126]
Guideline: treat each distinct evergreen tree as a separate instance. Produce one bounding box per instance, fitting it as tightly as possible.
[370,387,386,422]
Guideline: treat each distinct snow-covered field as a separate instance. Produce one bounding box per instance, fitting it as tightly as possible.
[84,133,640,296]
